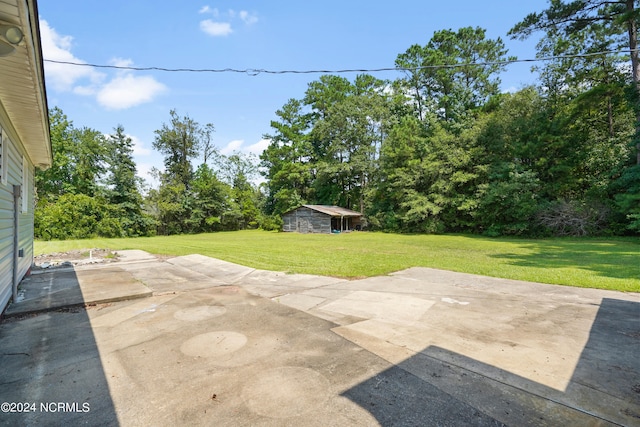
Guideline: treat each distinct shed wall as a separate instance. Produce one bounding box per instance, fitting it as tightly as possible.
[282,207,331,234]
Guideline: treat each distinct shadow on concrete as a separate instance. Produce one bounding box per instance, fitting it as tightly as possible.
[341,361,506,426]
[4,268,86,316]
[565,298,640,417]
[0,268,118,426]
[342,298,640,426]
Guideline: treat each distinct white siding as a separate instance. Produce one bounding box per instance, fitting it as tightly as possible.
[0,129,14,311]
[0,124,35,312]
[18,158,34,278]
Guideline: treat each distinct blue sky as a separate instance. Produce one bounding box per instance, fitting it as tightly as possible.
[37,1,550,186]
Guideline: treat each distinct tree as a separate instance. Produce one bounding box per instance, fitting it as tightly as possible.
[36,107,106,198]
[396,27,512,127]
[201,123,218,165]
[367,115,430,231]
[149,110,225,235]
[188,163,231,232]
[217,152,262,229]
[153,109,203,188]
[313,80,390,212]
[509,0,640,163]
[510,0,639,88]
[104,125,155,236]
[369,113,486,233]
[261,98,314,215]
[105,125,139,204]
[35,114,157,239]
[145,179,190,235]
[510,1,639,234]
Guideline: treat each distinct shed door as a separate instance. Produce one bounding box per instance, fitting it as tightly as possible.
[297,218,309,233]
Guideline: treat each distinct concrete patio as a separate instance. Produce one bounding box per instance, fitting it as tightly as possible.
[1,250,638,426]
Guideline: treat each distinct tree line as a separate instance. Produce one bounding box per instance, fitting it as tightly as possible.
[35,108,273,240]
[35,1,640,239]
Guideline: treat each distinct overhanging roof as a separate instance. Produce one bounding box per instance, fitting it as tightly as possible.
[301,205,362,217]
[0,0,51,169]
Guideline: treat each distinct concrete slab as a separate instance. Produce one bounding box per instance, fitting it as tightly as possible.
[117,259,227,293]
[321,276,640,426]
[1,252,639,426]
[4,266,151,317]
[0,287,505,427]
[114,249,157,263]
[275,293,327,311]
[241,270,348,289]
[319,290,435,325]
[166,254,255,284]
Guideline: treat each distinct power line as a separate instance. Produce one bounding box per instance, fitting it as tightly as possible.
[43,49,636,76]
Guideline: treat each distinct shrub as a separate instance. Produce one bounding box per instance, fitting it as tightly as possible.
[476,166,541,236]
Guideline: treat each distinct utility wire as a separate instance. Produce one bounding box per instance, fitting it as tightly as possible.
[43,49,637,76]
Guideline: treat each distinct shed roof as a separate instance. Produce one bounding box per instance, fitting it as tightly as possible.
[300,205,362,217]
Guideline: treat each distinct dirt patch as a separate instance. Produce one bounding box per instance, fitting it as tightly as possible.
[33,249,120,270]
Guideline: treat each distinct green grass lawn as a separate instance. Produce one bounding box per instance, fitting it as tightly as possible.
[35,230,640,292]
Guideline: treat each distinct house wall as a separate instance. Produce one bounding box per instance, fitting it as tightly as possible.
[0,124,34,313]
[282,207,331,234]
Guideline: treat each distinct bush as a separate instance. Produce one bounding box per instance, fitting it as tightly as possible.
[476,166,541,236]
[259,214,282,231]
[35,194,156,240]
[35,194,102,240]
[612,164,640,234]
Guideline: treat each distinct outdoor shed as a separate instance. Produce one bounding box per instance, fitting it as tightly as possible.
[282,205,363,234]
[0,0,51,313]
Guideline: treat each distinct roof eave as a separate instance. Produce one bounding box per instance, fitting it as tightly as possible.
[0,0,52,169]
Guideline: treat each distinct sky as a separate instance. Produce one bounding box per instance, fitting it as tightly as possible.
[37,1,550,186]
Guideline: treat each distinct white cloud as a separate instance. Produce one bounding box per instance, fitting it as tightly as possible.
[40,19,166,110]
[110,57,134,68]
[72,85,97,96]
[219,139,269,156]
[97,74,167,110]
[239,11,258,25]
[220,139,244,155]
[136,162,159,189]
[198,9,257,37]
[246,138,269,155]
[128,134,152,155]
[200,20,233,37]
[40,19,104,92]
[199,6,220,17]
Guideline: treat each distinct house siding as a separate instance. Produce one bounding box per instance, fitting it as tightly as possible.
[18,157,34,278]
[0,126,34,313]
